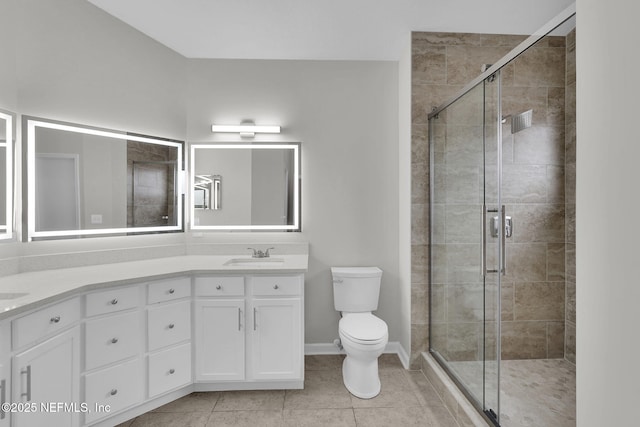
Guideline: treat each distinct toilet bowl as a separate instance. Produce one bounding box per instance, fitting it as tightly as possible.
[338,312,388,398]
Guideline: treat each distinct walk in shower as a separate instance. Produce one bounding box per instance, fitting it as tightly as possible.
[426,6,576,427]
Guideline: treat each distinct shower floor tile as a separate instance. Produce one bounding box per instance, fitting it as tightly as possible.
[500,359,576,427]
[449,358,576,427]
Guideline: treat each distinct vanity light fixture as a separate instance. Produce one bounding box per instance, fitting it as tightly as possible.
[211,122,281,138]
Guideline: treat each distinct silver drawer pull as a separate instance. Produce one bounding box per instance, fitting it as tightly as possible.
[169,369,175,375]
[168,323,175,329]
[111,338,118,344]
[50,316,61,323]
[110,389,118,396]
[111,298,118,305]
[168,288,175,294]
[21,366,31,402]
[273,284,279,290]
[216,285,222,290]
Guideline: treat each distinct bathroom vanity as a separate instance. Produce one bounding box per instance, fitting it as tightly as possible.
[0,254,307,427]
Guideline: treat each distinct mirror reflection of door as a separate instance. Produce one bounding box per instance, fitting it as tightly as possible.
[35,154,80,231]
[130,161,176,227]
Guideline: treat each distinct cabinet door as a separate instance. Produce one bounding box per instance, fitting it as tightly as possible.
[0,321,10,427]
[195,300,245,381]
[12,327,80,427]
[0,362,8,427]
[250,298,302,380]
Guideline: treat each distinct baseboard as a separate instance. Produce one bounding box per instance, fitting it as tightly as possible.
[304,341,410,369]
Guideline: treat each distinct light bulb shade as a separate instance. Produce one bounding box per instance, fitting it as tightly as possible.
[211,124,280,134]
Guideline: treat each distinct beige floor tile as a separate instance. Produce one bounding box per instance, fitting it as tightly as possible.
[423,405,461,427]
[403,370,446,406]
[350,369,421,408]
[152,392,220,413]
[207,410,284,427]
[283,408,356,427]
[130,412,211,427]
[353,407,432,427]
[214,390,285,411]
[284,370,352,409]
[377,353,404,370]
[304,354,344,370]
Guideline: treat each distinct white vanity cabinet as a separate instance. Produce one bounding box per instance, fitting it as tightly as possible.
[12,326,81,427]
[146,278,192,398]
[194,274,304,389]
[0,322,10,427]
[83,286,144,425]
[249,276,303,381]
[195,277,246,382]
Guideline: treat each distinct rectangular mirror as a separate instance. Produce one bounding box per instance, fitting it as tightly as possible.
[25,118,184,240]
[190,143,300,231]
[0,110,13,240]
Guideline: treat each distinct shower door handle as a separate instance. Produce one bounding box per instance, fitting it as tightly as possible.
[483,206,499,275]
[501,205,507,275]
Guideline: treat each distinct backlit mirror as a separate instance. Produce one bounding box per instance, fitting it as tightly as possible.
[190,144,300,231]
[26,118,184,240]
[0,110,13,240]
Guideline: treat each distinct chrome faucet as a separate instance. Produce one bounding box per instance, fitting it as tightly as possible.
[247,247,274,258]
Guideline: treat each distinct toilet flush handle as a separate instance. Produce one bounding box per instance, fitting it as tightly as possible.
[333,279,343,284]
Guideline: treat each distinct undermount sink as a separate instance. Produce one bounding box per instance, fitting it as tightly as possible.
[224,257,285,267]
[0,292,29,300]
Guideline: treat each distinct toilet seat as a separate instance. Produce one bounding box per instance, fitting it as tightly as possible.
[339,313,388,345]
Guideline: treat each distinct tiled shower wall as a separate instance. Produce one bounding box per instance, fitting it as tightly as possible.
[565,28,576,364]
[411,30,575,367]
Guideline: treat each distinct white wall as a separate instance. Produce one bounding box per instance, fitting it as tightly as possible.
[15,0,187,140]
[0,0,17,112]
[0,0,188,266]
[186,59,401,346]
[398,37,413,360]
[0,0,406,354]
[577,0,640,425]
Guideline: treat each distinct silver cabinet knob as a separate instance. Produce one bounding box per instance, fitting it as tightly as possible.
[111,338,118,344]
[216,285,222,290]
[110,389,118,396]
[168,324,175,329]
[111,298,118,305]
[273,284,279,290]
[168,288,175,294]
[50,316,61,323]
[169,369,175,375]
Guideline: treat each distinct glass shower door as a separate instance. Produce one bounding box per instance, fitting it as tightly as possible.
[429,73,501,423]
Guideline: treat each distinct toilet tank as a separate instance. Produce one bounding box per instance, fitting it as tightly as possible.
[331,267,383,312]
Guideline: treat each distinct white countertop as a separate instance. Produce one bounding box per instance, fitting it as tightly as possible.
[0,254,308,320]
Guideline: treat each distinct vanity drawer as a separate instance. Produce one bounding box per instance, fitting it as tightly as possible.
[148,343,191,398]
[148,277,191,304]
[86,285,139,317]
[85,311,142,370]
[195,276,245,297]
[84,358,144,424]
[252,275,302,296]
[148,301,191,351]
[12,297,81,349]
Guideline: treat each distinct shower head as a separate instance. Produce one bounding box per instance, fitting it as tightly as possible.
[503,109,533,134]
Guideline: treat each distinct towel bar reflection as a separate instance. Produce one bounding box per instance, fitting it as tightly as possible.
[212,175,221,210]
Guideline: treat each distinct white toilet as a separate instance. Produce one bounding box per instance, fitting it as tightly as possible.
[331,267,388,399]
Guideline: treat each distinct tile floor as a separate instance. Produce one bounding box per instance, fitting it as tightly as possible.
[449,358,576,427]
[500,359,576,427]
[116,354,460,427]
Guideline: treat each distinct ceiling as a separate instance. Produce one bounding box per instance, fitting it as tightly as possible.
[87,0,575,61]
